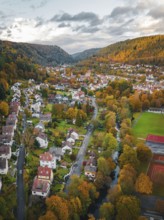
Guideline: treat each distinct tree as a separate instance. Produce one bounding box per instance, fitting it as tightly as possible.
[102,132,117,156]
[68,175,98,214]
[68,197,82,220]
[39,211,57,220]
[0,101,9,116]
[45,195,69,220]
[135,173,153,194]
[99,202,114,220]
[0,84,6,100]
[75,110,83,126]
[98,157,115,176]
[119,145,139,169]
[107,184,122,204]
[22,127,35,151]
[116,195,140,220]
[136,144,152,162]
[66,107,77,120]
[118,164,137,194]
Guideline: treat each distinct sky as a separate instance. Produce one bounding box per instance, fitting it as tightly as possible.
[0,0,164,54]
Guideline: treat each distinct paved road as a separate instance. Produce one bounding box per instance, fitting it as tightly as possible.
[64,97,98,190]
[17,111,26,220]
[17,144,25,220]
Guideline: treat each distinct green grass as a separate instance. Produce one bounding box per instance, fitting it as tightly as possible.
[45,103,53,112]
[132,112,164,138]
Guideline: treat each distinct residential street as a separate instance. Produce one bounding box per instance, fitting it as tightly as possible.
[16,111,26,220]
[64,97,98,190]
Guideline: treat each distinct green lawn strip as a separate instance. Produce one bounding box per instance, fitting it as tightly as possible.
[132,112,164,138]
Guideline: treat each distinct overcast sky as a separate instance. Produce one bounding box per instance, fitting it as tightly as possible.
[0,0,164,53]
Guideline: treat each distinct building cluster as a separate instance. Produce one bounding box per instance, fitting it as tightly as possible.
[0,83,21,175]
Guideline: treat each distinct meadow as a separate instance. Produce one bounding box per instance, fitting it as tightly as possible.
[132,112,164,139]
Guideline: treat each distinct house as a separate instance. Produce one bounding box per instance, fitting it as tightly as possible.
[32,177,51,197]
[67,137,75,145]
[31,102,41,113]
[36,132,48,148]
[37,166,53,183]
[62,142,72,155]
[6,114,17,129]
[84,165,97,180]
[40,152,56,169]
[146,134,164,154]
[0,135,13,146]
[40,113,52,123]
[35,122,45,132]
[0,146,11,159]
[2,125,15,138]
[70,131,79,140]
[49,147,63,161]
[0,158,8,174]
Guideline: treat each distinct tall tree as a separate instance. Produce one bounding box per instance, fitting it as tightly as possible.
[116,195,140,220]
[99,202,114,220]
[135,173,153,194]
[136,144,152,162]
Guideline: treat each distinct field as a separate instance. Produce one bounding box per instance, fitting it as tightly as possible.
[132,112,164,139]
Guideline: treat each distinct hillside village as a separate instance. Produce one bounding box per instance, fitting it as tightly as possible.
[0,62,164,220]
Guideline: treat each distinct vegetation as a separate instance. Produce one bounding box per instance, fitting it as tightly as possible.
[132,112,164,138]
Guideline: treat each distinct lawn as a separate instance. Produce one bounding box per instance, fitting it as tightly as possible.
[132,112,164,139]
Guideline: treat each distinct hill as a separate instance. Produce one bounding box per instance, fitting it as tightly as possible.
[0,40,73,66]
[72,48,100,61]
[84,35,164,66]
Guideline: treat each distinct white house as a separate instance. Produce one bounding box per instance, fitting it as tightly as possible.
[0,158,8,174]
[40,152,56,169]
[71,131,79,140]
[36,132,48,148]
[62,142,72,155]
[67,137,75,145]
[32,177,50,197]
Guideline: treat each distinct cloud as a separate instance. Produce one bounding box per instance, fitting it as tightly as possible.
[50,12,102,26]
[110,6,137,18]
[148,6,164,19]
[30,0,49,9]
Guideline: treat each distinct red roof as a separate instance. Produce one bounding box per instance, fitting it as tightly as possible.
[32,177,50,193]
[37,166,51,177]
[146,134,164,144]
[40,152,53,161]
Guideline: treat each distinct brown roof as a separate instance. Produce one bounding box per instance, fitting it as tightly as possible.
[0,146,10,155]
[146,134,164,144]
[0,135,12,144]
[2,126,14,134]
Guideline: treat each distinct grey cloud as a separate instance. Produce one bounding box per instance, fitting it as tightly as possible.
[73,25,99,33]
[148,6,164,19]
[50,12,101,26]
[110,6,138,18]
[58,23,71,28]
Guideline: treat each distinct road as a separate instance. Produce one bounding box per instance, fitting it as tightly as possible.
[16,110,26,220]
[64,97,98,190]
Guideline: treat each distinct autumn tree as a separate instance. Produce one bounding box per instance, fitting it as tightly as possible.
[135,173,153,194]
[99,202,114,220]
[119,145,139,170]
[45,195,69,220]
[68,197,82,220]
[68,175,98,214]
[102,132,117,156]
[52,104,65,119]
[39,211,57,220]
[0,101,9,116]
[118,164,137,194]
[136,144,152,162]
[116,195,140,220]
[107,184,122,204]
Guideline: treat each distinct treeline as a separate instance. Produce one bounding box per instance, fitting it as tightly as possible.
[81,35,164,66]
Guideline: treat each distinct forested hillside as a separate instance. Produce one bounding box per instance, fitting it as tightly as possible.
[72,48,100,61]
[81,35,164,66]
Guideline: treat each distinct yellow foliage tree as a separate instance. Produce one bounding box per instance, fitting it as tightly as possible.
[135,173,153,194]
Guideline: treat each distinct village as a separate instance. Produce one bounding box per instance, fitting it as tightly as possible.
[0,62,164,220]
